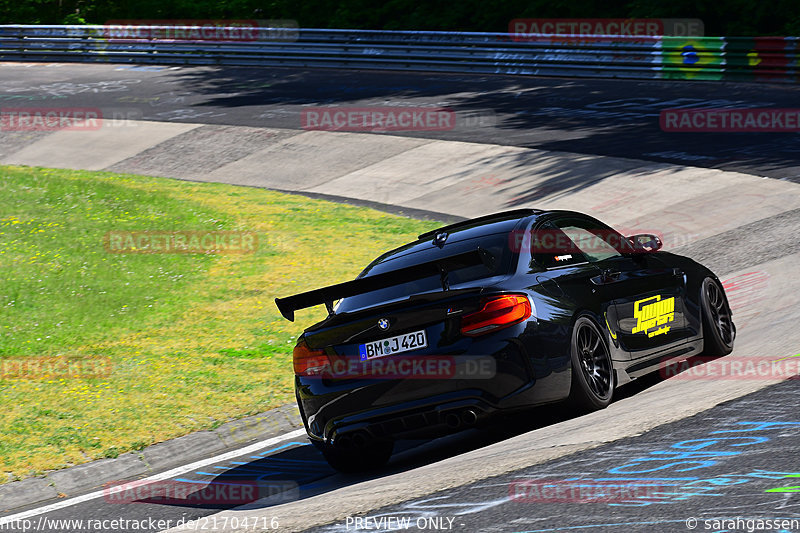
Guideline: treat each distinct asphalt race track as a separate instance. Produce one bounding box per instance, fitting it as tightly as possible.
[0,374,711,533]
[6,378,800,533]
[1,62,799,533]
[308,379,800,533]
[1,62,800,180]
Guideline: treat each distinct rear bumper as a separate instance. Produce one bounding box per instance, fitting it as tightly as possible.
[296,322,573,447]
[301,388,510,445]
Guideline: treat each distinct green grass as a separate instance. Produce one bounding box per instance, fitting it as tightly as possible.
[0,165,439,481]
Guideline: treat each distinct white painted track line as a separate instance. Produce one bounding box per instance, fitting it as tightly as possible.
[0,429,307,525]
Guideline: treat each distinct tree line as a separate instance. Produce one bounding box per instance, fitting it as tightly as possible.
[1,0,798,36]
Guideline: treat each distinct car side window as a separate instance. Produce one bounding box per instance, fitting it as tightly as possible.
[529,221,589,269]
[554,218,627,263]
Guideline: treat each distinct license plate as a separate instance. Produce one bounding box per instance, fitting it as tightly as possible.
[359,330,428,361]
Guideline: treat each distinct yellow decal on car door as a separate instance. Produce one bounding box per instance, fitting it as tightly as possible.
[632,295,675,337]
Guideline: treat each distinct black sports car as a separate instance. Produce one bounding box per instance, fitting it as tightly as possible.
[275,209,735,471]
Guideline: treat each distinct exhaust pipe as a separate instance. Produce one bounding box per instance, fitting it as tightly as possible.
[333,430,371,450]
[461,409,478,425]
[444,412,461,428]
[334,434,353,450]
[351,431,368,448]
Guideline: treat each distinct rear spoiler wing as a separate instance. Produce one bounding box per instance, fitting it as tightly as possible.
[274,248,494,321]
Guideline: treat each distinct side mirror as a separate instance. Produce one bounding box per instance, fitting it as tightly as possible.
[628,234,662,253]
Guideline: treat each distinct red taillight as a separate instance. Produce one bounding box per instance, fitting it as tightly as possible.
[293,340,330,376]
[460,294,532,337]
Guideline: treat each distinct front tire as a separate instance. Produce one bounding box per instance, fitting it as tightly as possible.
[700,277,735,356]
[567,316,615,411]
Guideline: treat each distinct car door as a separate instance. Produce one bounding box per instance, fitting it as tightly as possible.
[550,216,689,362]
[527,220,620,362]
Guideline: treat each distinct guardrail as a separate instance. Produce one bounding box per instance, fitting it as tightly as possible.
[0,25,797,83]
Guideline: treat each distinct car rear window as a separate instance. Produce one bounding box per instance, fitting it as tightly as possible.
[335,232,516,313]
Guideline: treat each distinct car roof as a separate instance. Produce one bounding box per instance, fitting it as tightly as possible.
[363,209,544,272]
[416,208,605,241]
[417,208,544,240]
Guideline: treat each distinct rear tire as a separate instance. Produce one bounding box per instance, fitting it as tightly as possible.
[567,316,615,412]
[700,277,735,356]
[319,440,393,473]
